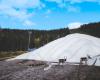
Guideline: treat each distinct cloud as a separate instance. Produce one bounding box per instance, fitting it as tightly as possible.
[0,4,30,20]
[46,0,63,4]
[45,0,100,13]
[45,0,100,12]
[23,20,36,26]
[0,0,100,28]
[64,0,100,4]
[0,0,44,26]
[68,22,82,29]
[0,0,99,19]
[46,0,100,5]
[67,5,80,12]
[0,0,42,9]
[45,9,52,18]
[46,9,52,14]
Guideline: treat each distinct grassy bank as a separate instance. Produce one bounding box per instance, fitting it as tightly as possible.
[0,51,26,60]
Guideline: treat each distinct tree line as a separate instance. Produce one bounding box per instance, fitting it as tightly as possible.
[71,22,100,37]
[0,28,70,51]
[0,22,100,51]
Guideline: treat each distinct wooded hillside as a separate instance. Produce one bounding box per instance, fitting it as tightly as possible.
[0,22,100,51]
[0,28,70,51]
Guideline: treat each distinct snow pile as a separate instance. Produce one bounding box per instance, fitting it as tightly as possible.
[12,33,100,65]
[88,55,100,66]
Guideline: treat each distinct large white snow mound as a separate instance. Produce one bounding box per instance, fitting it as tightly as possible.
[13,33,100,63]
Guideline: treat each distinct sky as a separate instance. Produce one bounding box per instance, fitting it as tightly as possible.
[0,0,100,30]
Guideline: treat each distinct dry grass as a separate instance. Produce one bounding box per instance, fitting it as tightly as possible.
[0,51,26,60]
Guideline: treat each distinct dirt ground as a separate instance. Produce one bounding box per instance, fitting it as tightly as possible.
[0,60,100,80]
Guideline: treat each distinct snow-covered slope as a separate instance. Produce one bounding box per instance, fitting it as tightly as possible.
[13,33,100,63]
[88,55,100,66]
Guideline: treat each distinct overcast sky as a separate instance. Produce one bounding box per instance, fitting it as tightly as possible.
[0,0,100,30]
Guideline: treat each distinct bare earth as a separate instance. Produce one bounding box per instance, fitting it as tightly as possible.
[0,60,100,80]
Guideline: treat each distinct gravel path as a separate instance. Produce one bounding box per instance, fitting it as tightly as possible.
[0,61,100,80]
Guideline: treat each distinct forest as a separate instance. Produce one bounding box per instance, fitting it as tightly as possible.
[0,22,100,51]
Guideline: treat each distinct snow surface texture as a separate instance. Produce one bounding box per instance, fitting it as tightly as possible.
[12,33,100,65]
[87,55,100,66]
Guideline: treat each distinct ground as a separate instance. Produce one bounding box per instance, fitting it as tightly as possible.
[0,60,100,80]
